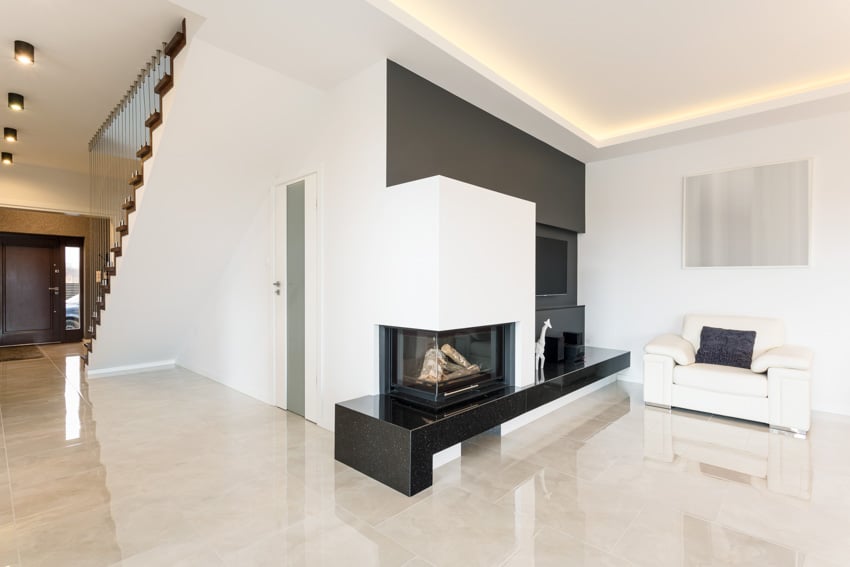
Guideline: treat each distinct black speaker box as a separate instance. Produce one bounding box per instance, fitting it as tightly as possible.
[563,331,585,362]
[564,331,584,346]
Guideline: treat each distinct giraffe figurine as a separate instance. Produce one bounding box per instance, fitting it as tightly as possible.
[535,318,552,371]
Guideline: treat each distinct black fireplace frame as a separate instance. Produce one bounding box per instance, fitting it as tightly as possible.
[379,323,516,410]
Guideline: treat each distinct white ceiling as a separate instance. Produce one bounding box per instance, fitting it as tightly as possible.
[3,0,850,176]
[370,0,850,147]
[0,0,189,174]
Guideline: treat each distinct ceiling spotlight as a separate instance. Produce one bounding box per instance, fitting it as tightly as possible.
[1,152,12,165]
[14,41,35,65]
[4,128,16,142]
[8,93,24,111]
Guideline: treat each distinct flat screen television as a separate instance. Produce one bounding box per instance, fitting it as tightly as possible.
[536,236,568,296]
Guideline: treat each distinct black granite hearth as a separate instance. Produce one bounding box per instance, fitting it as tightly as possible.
[335,346,630,496]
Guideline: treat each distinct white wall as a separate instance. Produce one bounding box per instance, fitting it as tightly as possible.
[582,111,850,415]
[181,58,389,431]
[86,22,391,431]
[90,37,324,377]
[0,163,90,214]
[315,61,388,430]
[177,200,276,402]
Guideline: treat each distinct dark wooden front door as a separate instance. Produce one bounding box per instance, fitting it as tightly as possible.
[1,234,62,345]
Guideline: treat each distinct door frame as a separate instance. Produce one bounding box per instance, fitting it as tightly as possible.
[273,173,320,423]
[0,232,85,345]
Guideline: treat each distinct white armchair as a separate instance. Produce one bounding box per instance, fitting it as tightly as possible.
[643,315,813,433]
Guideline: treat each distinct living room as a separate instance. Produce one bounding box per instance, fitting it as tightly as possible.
[1,1,849,565]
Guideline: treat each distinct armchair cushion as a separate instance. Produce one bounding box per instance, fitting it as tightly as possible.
[674,364,767,397]
[645,334,695,366]
[695,326,756,369]
[751,345,813,373]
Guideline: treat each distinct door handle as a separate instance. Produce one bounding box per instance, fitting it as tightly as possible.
[48,286,59,295]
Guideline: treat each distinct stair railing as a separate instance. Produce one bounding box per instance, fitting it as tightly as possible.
[85,19,185,343]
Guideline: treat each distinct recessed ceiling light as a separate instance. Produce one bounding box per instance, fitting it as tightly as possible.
[14,40,34,65]
[1,152,12,165]
[8,93,24,111]
[3,128,16,142]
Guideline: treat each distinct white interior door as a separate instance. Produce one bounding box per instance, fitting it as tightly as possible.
[274,173,319,422]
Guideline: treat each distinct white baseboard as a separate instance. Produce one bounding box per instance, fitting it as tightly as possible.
[499,375,617,436]
[617,371,643,384]
[86,360,176,378]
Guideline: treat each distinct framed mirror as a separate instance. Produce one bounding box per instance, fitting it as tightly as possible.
[683,159,810,268]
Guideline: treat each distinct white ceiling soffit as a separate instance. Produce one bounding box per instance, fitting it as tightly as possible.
[367,0,850,152]
[170,0,415,90]
[0,0,189,174]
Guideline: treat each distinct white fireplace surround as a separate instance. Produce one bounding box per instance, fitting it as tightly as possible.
[379,175,536,389]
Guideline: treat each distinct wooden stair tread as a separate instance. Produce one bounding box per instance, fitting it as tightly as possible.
[116,224,128,235]
[154,74,174,97]
[145,111,162,130]
[129,173,143,187]
[136,144,152,160]
[164,20,187,58]
[121,200,136,212]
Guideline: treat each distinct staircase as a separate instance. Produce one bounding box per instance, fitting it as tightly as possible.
[83,20,186,364]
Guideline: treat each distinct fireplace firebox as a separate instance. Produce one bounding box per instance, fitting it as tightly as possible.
[380,323,515,408]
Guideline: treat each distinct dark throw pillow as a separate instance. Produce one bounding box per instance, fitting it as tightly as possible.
[695,326,757,369]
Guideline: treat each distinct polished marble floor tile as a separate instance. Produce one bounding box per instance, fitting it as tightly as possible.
[497,467,646,552]
[222,507,416,567]
[503,526,632,567]
[376,486,535,567]
[0,523,22,567]
[0,343,849,566]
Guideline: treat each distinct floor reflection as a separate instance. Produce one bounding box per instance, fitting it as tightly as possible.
[0,345,848,566]
[643,406,812,499]
[1,343,119,567]
[683,514,800,566]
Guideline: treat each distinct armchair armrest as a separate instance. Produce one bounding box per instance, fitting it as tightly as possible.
[752,345,813,373]
[645,334,695,366]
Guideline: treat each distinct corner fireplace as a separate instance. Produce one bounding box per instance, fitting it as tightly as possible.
[380,323,515,408]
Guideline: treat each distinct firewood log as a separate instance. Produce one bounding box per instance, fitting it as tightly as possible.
[440,344,475,369]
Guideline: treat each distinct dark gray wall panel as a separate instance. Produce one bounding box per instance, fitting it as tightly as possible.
[387,61,585,233]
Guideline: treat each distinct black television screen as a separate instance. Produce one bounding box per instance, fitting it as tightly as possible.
[536,236,567,296]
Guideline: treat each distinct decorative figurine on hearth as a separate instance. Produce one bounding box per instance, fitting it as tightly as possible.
[535,318,552,371]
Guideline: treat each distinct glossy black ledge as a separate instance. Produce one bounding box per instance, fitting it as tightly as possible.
[334,346,630,496]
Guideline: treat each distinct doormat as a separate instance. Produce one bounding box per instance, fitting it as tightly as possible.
[0,345,44,362]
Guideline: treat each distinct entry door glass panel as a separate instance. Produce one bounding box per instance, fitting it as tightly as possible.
[64,246,81,330]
